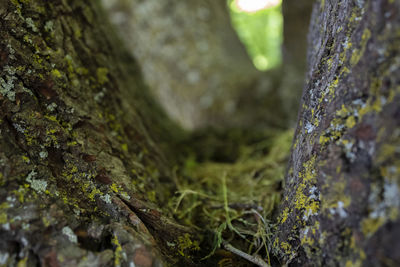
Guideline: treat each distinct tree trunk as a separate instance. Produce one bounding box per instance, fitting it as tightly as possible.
[0,1,199,266]
[101,0,262,129]
[1,0,400,266]
[279,0,314,126]
[274,0,400,265]
[101,0,314,130]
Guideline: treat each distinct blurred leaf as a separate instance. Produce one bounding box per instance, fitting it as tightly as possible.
[228,0,283,71]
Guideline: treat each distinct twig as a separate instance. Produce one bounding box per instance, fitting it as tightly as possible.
[210,203,263,210]
[222,241,270,267]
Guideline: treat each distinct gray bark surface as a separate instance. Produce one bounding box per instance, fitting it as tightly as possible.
[102,0,261,129]
[280,0,314,126]
[1,0,400,266]
[102,0,314,130]
[274,0,400,266]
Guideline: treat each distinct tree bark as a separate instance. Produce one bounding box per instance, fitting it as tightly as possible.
[101,0,314,130]
[2,0,400,266]
[101,0,262,129]
[0,1,199,266]
[274,0,400,266]
[279,0,314,126]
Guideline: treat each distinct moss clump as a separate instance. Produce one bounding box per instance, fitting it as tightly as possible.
[96,67,109,85]
[170,128,293,264]
[177,233,201,257]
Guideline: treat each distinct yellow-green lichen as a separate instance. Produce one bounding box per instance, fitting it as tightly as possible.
[16,257,28,267]
[350,28,371,66]
[361,217,385,237]
[51,69,62,79]
[110,183,119,193]
[301,221,320,247]
[319,135,331,145]
[279,241,292,255]
[293,156,320,222]
[12,186,29,203]
[67,141,78,147]
[280,207,290,223]
[22,155,30,163]
[112,234,123,267]
[88,187,102,201]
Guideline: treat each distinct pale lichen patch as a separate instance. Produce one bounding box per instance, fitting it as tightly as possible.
[39,149,48,159]
[305,122,315,133]
[0,252,9,265]
[25,17,38,32]
[26,170,48,193]
[329,201,348,218]
[44,20,54,32]
[0,76,17,101]
[62,226,78,243]
[100,193,112,204]
[47,102,58,111]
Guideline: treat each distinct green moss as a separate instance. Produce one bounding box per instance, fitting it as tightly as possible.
[51,69,62,79]
[96,68,109,85]
[172,129,293,259]
[147,191,156,202]
[177,233,200,257]
[121,143,128,152]
[74,28,82,39]
[0,213,7,224]
[67,141,78,146]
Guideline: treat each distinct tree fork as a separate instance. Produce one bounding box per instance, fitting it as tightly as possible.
[1,0,400,266]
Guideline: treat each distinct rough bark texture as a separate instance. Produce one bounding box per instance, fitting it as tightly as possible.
[101,0,262,129]
[0,1,200,266]
[274,0,400,266]
[2,0,400,266]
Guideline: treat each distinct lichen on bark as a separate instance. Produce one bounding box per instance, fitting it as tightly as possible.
[273,0,400,265]
[0,0,196,266]
[2,0,400,266]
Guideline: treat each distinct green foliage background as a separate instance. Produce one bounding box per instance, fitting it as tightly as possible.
[228,0,283,71]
